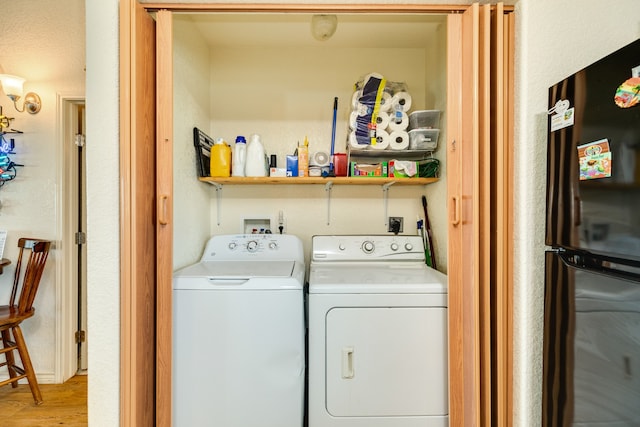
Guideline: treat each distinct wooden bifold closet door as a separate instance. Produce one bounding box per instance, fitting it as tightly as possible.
[120,2,514,426]
[447,3,514,427]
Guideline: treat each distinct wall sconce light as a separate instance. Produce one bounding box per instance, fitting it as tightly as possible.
[0,74,41,114]
[311,15,338,42]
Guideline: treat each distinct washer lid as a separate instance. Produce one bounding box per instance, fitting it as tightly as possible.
[309,263,447,294]
[173,260,302,290]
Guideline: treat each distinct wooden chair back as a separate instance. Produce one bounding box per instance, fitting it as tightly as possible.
[10,238,51,314]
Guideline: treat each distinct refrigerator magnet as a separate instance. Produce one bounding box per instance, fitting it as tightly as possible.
[549,99,573,132]
[549,107,574,132]
[614,77,640,108]
[578,139,612,181]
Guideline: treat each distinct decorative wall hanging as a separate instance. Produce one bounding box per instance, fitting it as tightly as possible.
[0,107,23,188]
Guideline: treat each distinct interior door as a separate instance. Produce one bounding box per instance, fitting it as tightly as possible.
[77,104,88,373]
[120,1,158,426]
[155,9,174,427]
[447,3,514,426]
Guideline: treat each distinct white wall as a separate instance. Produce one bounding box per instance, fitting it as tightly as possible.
[86,2,120,427]
[172,16,449,271]
[0,0,85,383]
[513,1,640,425]
[173,16,215,268]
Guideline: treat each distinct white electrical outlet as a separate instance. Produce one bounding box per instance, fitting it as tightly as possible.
[277,210,286,234]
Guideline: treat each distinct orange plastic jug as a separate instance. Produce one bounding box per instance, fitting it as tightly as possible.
[210,138,232,177]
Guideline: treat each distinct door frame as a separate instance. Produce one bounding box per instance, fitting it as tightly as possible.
[120,3,515,426]
[56,94,86,383]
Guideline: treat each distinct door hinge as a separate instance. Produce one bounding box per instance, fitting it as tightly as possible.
[75,231,86,245]
[75,134,86,147]
[75,330,86,343]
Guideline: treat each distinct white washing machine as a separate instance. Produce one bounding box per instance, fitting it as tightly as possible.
[308,235,448,427]
[173,234,305,427]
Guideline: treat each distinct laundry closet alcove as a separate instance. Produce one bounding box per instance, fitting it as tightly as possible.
[120,2,515,426]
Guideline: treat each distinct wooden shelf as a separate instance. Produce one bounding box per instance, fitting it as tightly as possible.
[199,176,439,186]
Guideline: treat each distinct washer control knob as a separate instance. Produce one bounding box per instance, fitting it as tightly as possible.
[390,243,399,251]
[268,242,278,250]
[404,242,413,251]
[362,241,375,254]
[247,240,259,252]
[338,243,346,251]
[228,242,237,250]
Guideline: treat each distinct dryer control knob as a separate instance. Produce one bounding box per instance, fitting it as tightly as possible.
[339,243,346,251]
[247,240,259,252]
[404,243,413,251]
[362,241,375,254]
[390,243,399,251]
[228,242,237,250]
[269,242,278,250]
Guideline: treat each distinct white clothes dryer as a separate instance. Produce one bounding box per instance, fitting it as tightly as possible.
[308,235,448,427]
[173,234,305,427]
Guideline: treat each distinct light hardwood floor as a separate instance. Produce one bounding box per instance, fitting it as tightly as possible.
[0,375,87,426]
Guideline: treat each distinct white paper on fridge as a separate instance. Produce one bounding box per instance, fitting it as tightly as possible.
[550,107,575,132]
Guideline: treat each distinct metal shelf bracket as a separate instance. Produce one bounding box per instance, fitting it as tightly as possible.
[382,181,396,226]
[325,181,334,225]
[213,182,223,225]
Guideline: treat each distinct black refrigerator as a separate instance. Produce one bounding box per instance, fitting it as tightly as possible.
[543,38,640,426]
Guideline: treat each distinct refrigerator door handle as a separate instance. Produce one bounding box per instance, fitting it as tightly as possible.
[559,250,640,283]
[573,196,581,226]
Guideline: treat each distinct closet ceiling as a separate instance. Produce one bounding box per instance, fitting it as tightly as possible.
[180,13,446,48]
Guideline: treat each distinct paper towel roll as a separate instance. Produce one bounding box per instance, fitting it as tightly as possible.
[374,111,390,130]
[354,91,392,112]
[351,90,363,109]
[349,130,366,150]
[391,91,412,112]
[372,129,390,150]
[387,111,409,131]
[355,103,372,116]
[378,92,393,112]
[351,112,374,134]
[349,111,359,129]
[389,130,410,150]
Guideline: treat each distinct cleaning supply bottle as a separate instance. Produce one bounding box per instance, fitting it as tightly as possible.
[210,137,232,177]
[298,136,309,177]
[245,134,267,177]
[232,135,247,177]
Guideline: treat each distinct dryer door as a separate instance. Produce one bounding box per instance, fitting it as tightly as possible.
[325,307,448,417]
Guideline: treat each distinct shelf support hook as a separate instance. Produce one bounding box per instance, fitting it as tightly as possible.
[382,181,396,226]
[325,181,333,225]
[212,182,223,225]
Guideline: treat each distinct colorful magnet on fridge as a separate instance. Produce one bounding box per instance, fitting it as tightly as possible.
[614,77,640,108]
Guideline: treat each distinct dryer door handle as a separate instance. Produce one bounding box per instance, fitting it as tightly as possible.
[342,347,354,379]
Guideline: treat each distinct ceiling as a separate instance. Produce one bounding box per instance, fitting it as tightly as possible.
[179,13,447,49]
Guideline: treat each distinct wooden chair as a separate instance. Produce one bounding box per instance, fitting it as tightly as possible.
[0,238,51,405]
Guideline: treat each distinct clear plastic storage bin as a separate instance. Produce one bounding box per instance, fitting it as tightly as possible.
[408,110,441,130]
[408,129,440,151]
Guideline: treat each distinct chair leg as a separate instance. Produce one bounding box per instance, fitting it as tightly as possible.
[12,325,43,405]
[1,329,18,388]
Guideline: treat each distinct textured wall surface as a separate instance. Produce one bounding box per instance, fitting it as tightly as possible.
[0,0,85,382]
[85,1,120,427]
